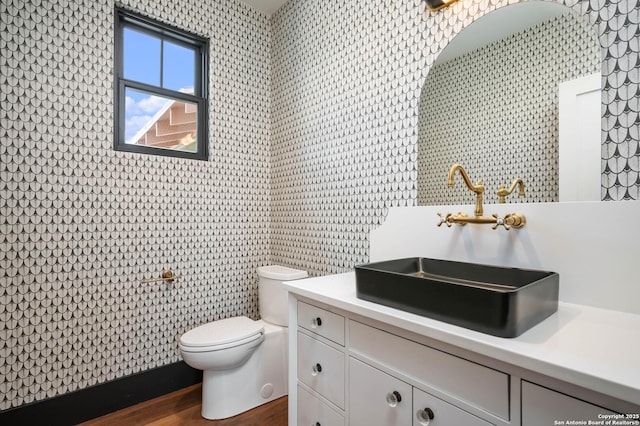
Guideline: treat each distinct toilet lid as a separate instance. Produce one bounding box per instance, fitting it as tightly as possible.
[258,265,308,280]
[180,316,264,348]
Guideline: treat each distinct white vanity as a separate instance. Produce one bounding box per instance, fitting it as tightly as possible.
[285,202,640,425]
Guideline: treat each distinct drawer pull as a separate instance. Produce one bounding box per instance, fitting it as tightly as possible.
[313,423,321,426]
[417,407,435,425]
[386,390,402,407]
[311,363,322,376]
[312,317,322,328]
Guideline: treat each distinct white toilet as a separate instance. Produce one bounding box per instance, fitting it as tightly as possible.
[179,265,308,420]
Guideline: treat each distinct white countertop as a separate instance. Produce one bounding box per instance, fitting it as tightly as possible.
[284,272,640,406]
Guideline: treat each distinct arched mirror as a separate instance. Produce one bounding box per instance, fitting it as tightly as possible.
[417,1,600,205]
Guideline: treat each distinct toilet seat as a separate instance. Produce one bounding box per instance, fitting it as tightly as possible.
[179,316,264,353]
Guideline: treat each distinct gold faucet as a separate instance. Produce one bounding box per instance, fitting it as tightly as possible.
[447,164,485,216]
[438,164,526,230]
[497,178,525,203]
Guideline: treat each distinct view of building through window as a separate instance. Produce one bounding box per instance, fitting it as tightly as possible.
[125,88,198,153]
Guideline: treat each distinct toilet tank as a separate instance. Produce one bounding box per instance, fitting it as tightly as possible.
[258,265,308,326]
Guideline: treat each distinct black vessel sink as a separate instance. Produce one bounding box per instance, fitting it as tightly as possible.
[355,257,559,338]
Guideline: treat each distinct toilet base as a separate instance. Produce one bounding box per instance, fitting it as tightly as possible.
[201,321,288,420]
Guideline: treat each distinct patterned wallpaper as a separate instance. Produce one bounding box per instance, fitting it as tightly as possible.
[1,0,638,413]
[0,0,271,411]
[270,1,422,276]
[418,12,599,205]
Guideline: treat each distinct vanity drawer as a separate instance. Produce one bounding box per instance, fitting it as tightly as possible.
[298,332,345,409]
[298,301,345,345]
[298,384,345,426]
[414,387,493,426]
[349,320,510,420]
[521,381,615,425]
[349,357,413,426]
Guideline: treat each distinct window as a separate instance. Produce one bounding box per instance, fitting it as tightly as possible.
[114,8,208,160]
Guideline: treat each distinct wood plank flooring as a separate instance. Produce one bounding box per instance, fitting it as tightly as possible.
[79,384,288,426]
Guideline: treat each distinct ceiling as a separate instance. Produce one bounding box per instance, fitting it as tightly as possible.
[237,0,288,16]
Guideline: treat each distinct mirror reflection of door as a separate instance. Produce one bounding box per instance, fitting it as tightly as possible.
[558,74,601,202]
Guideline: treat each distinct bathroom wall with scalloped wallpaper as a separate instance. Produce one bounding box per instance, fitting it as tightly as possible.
[1,0,638,413]
[1,0,271,411]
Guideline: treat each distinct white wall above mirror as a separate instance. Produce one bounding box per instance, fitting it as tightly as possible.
[417,1,601,205]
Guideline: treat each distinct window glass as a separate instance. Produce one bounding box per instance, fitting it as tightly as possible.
[123,28,161,86]
[162,41,196,92]
[124,87,198,153]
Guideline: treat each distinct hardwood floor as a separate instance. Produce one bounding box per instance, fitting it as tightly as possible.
[79,384,288,426]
